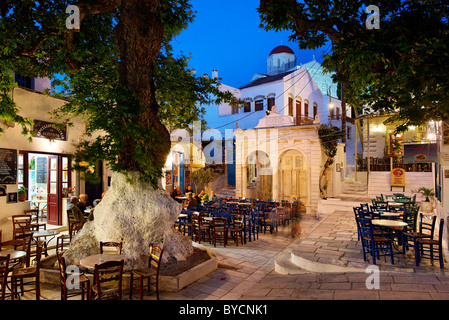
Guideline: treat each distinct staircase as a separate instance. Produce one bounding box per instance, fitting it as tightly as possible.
[341,179,367,195]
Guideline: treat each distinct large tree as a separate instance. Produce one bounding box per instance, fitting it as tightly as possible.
[258,0,449,131]
[0,0,239,186]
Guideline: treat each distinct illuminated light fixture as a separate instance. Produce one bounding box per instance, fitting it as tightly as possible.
[408,126,416,130]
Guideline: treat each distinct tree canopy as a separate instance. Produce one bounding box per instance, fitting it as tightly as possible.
[259,0,449,131]
[0,0,240,186]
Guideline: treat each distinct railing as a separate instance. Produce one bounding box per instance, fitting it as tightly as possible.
[356,156,432,172]
[295,116,315,125]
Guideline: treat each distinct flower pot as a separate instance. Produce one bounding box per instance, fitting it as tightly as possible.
[420,201,433,213]
[18,193,26,202]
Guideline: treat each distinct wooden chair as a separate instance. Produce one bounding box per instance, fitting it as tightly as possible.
[56,221,81,252]
[1,237,30,268]
[415,218,445,269]
[129,244,164,300]
[10,245,43,300]
[23,209,46,231]
[211,217,227,247]
[0,254,10,300]
[12,215,32,240]
[228,214,244,246]
[100,241,123,254]
[191,215,210,244]
[90,259,124,300]
[56,251,90,300]
[357,217,394,265]
[404,213,437,244]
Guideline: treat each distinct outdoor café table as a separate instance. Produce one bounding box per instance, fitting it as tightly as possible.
[371,219,407,228]
[79,253,127,270]
[33,229,59,257]
[388,202,404,208]
[0,249,26,261]
[376,211,401,219]
[371,219,408,253]
[0,249,26,292]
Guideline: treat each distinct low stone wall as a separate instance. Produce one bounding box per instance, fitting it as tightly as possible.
[40,248,218,294]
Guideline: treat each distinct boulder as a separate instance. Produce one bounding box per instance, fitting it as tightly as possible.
[62,172,193,270]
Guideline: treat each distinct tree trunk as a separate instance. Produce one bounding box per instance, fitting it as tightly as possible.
[113,0,171,175]
[319,157,333,198]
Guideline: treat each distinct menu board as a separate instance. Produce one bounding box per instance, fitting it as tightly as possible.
[391,167,406,191]
[0,148,17,184]
[36,157,48,184]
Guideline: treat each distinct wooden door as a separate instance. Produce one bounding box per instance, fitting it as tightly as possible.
[47,155,61,225]
[295,100,302,125]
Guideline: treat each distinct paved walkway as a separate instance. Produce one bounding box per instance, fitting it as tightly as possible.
[17,208,449,300]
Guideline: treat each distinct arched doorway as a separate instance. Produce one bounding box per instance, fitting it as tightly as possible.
[246,150,272,201]
[280,150,308,205]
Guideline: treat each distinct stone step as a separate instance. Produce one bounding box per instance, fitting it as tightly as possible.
[275,250,367,275]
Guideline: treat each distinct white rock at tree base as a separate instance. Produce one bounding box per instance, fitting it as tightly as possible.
[62,172,194,270]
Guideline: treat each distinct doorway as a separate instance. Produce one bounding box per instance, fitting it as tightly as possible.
[18,151,71,225]
[280,150,308,204]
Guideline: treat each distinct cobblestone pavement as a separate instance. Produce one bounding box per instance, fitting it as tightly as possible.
[13,209,449,301]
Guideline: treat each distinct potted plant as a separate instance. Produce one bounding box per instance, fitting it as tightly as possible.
[18,186,27,202]
[63,186,76,198]
[414,187,435,213]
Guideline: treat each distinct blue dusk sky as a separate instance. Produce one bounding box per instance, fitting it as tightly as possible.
[170,0,329,89]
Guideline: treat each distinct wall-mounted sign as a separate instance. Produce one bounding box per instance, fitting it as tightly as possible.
[33,120,67,141]
[0,148,17,184]
[391,167,405,191]
[7,192,17,204]
[404,143,438,163]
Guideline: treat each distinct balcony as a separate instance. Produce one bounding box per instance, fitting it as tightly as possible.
[357,156,432,172]
[294,116,315,126]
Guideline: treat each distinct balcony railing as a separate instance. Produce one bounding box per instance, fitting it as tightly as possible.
[356,156,432,172]
[294,116,315,126]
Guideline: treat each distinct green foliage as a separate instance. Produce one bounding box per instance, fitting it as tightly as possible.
[191,167,216,192]
[318,124,344,198]
[18,185,27,194]
[414,187,435,202]
[259,0,449,132]
[0,1,241,188]
[318,125,344,165]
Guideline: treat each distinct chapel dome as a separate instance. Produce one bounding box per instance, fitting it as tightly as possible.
[269,45,295,56]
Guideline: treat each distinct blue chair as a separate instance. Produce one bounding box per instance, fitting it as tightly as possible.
[357,217,394,265]
[414,218,445,269]
[403,213,436,252]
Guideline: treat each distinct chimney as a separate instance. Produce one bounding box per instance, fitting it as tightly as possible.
[212,69,218,79]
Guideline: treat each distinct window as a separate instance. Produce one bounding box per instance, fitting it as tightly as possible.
[267,98,275,111]
[255,100,264,112]
[336,108,341,120]
[244,102,251,113]
[231,106,239,114]
[347,126,352,140]
[313,105,318,119]
[15,73,34,90]
[304,103,309,119]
